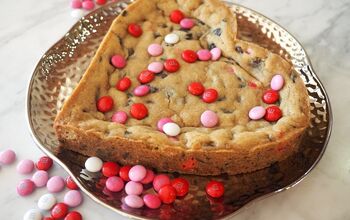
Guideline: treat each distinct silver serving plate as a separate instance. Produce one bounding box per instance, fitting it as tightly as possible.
[26,1,332,219]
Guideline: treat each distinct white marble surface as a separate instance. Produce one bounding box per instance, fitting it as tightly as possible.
[0,0,349,219]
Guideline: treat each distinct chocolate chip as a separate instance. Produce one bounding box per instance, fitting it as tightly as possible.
[149,86,159,93]
[217,96,226,101]
[180,28,190,32]
[159,72,168,79]
[185,33,193,40]
[145,100,154,104]
[197,20,205,25]
[204,141,215,147]
[117,36,124,47]
[250,57,263,68]
[124,130,131,136]
[212,28,222,36]
[121,10,128,16]
[221,108,233,114]
[127,48,134,57]
[160,23,168,28]
[126,99,133,107]
[126,92,133,98]
[291,73,297,83]
[239,82,246,88]
[209,43,216,50]
[235,46,243,54]
[153,32,161,38]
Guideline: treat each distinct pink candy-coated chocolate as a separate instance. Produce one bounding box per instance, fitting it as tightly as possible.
[197,49,212,61]
[180,18,195,29]
[200,110,219,128]
[31,170,49,187]
[64,190,83,207]
[16,159,34,174]
[47,176,65,193]
[147,43,163,56]
[248,106,266,120]
[147,61,164,73]
[133,85,150,97]
[210,47,221,61]
[106,176,124,192]
[153,174,170,192]
[140,169,155,184]
[70,0,82,9]
[124,195,144,208]
[0,149,16,164]
[82,0,95,10]
[143,194,161,209]
[125,181,143,195]
[270,74,284,91]
[111,55,126,69]
[17,179,35,196]
[129,165,147,182]
[112,111,128,124]
[157,118,173,132]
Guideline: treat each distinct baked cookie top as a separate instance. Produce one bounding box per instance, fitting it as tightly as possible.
[55,0,310,151]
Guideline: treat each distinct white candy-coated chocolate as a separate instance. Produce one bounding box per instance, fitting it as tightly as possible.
[164,33,179,44]
[23,209,42,220]
[163,122,181,136]
[37,193,56,210]
[85,156,103,172]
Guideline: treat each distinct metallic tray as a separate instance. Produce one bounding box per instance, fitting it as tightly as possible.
[26,1,332,219]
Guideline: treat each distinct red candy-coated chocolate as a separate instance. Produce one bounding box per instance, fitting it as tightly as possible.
[202,88,218,103]
[130,103,148,120]
[96,0,107,5]
[64,211,82,220]
[206,180,224,198]
[66,176,79,190]
[140,169,155,184]
[153,174,171,192]
[171,177,189,197]
[164,59,180,73]
[36,156,53,171]
[138,70,155,84]
[263,89,279,104]
[128,23,142,37]
[51,203,69,219]
[158,185,177,204]
[170,10,185,24]
[143,194,161,209]
[102,162,120,177]
[119,165,132,181]
[188,82,205,96]
[116,77,131,91]
[264,106,282,122]
[43,217,54,220]
[181,50,198,63]
[97,96,114,113]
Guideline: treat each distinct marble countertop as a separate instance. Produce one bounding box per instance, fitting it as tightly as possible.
[0,0,349,219]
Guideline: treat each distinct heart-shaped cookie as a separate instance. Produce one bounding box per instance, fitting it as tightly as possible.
[54,0,310,175]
